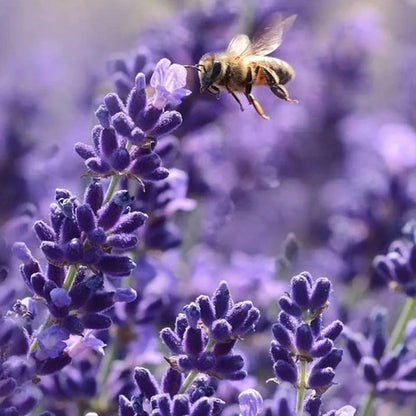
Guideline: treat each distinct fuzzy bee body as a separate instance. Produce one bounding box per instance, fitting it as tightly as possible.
[194,15,298,120]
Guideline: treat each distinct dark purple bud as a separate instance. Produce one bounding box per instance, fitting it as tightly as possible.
[300,271,313,286]
[291,274,310,309]
[86,157,112,175]
[214,354,244,375]
[107,233,138,250]
[183,327,204,356]
[238,307,260,335]
[175,313,188,339]
[104,93,125,116]
[212,281,231,319]
[153,394,171,416]
[98,190,132,230]
[270,340,292,363]
[43,280,58,302]
[127,74,147,118]
[296,324,314,354]
[111,211,147,234]
[273,360,298,384]
[111,112,135,138]
[34,220,56,242]
[88,228,107,245]
[278,295,302,317]
[373,255,394,282]
[119,395,135,416]
[76,204,96,233]
[311,339,333,358]
[272,323,294,351]
[129,152,162,176]
[84,180,104,214]
[345,334,363,365]
[183,302,201,329]
[69,283,91,308]
[144,167,170,181]
[115,287,136,303]
[85,291,115,312]
[161,367,183,397]
[50,288,71,308]
[322,320,343,341]
[91,125,103,152]
[134,367,160,400]
[372,333,386,361]
[110,147,131,171]
[172,395,190,416]
[310,316,322,337]
[64,238,84,263]
[304,394,322,416]
[227,301,252,332]
[0,377,17,397]
[279,312,297,332]
[191,397,213,416]
[81,313,112,329]
[63,315,84,335]
[160,328,183,354]
[129,127,146,145]
[308,367,335,389]
[226,370,247,380]
[97,254,135,276]
[309,278,331,310]
[213,339,236,357]
[196,352,216,372]
[361,357,379,384]
[75,142,96,160]
[381,353,400,379]
[137,105,162,131]
[197,295,216,327]
[31,272,46,296]
[150,111,182,137]
[36,352,72,375]
[211,319,232,342]
[41,241,65,263]
[313,348,343,370]
[100,128,119,159]
[83,247,104,265]
[177,355,195,371]
[50,203,65,233]
[95,104,110,128]
[60,216,81,243]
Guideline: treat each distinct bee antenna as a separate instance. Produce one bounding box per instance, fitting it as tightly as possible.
[184,64,204,73]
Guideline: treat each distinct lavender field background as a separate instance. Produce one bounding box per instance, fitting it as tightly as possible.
[1,1,416,415]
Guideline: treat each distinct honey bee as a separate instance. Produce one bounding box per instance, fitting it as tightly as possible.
[188,15,298,120]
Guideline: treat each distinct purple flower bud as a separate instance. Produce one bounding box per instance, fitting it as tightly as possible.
[111,211,147,233]
[211,319,232,342]
[12,242,34,263]
[111,112,135,138]
[184,302,201,329]
[150,111,182,137]
[129,127,146,145]
[304,394,321,416]
[81,313,112,329]
[119,395,135,416]
[0,377,17,397]
[191,397,213,416]
[64,238,84,263]
[213,339,236,357]
[161,367,183,397]
[183,327,204,356]
[311,339,334,358]
[41,242,65,263]
[76,204,96,233]
[31,272,46,296]
[104,93,125,116]
[372,333,386,361]
[97,254,136,276]
[115,287,137,303]
[134,367,160,400]
[33,220,56,242]
[345,334,363,365]
[361,357,379,384]
[273,360,298,384]
[311,317,322,340]
[91,125,103,151]
[175,313,188,339]
[238,389,263,416]
[172,395,190,416]
[238,307,260,335]
[46,264,64,287]
[295,324,314,355]
[214,354,244,374]
[100,128,119,159]
[136,105,163,131]
[373,255,394,282]
[107,233,138,250]
[152,394,171,416]
[313,349,343,370]
[88,228,107,245]
[110,147,131,171]
[227,301,252,332]
[272,323,294,351]
[84,180,104,214]
[270,341,292,363]
[310,278,331,310]
[95,104,110,128]
[278,295,302,317]
[85,292,114,313]
[75,142,96,160]
[144,167,170,181]
[308,367,335,389]
[86,157,112,175]
[98,190,132,230]
[160,328,183,354]
[197,295,216,327]
[36,352,72,375]
[322,320,343,341]
[129,152,162,176]
[196,352,216,372]
[381,353,400,379]
[50,288,71,308]
[291,274,310,309]
[212,281,231,319]
[63,315,84,335]
[278,312,297,332]
[127,74,147,119]
[177,355,195,371]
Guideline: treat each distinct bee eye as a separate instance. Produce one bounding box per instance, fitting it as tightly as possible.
[211,61,222,80]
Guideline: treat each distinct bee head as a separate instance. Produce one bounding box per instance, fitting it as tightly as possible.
[197,54,222,93]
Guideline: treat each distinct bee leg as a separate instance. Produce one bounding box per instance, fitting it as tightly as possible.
[226,87,244,112]
[223,63,244,111]
[245,93,270,120]
[262,66,298,103]
[207,85,221,100]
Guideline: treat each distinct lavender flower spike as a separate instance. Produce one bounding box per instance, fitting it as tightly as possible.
[150,58,191,110]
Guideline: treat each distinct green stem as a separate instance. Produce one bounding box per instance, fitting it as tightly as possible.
[296,360,307,415]
[359,297,416,416]
[387,297,416,351]
[29,264,79,353]
[179,339,215,394]
[103,174,120,204]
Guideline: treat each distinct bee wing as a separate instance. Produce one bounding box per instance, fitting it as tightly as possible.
[248,14,297,56]
[226,34,252,56]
